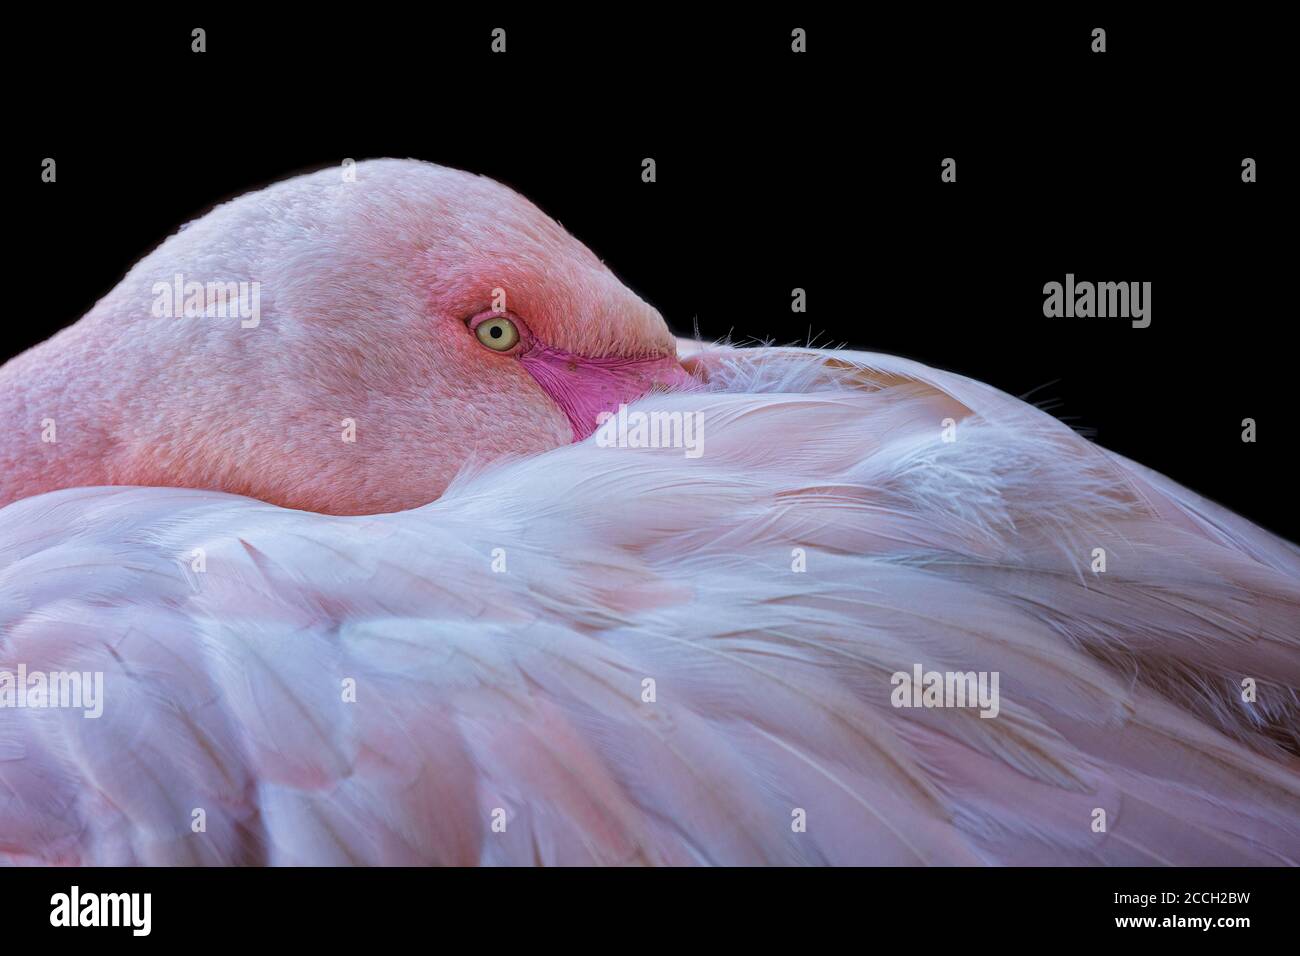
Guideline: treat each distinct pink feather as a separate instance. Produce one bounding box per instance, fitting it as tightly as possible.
[2,345,1297,865]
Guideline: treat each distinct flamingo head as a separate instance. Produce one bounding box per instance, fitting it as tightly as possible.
[1,159,694,514]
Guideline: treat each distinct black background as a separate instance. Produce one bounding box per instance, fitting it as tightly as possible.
[14,11,1291,537]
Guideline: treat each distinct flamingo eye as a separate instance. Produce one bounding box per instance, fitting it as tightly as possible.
[474,316,520,352]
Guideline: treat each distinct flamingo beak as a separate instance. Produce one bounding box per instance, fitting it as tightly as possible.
[519,347,699,441]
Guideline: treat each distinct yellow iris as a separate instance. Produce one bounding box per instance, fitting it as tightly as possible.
[475,316,519,351]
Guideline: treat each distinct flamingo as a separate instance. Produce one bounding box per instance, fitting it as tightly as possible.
[0,160,1296,865]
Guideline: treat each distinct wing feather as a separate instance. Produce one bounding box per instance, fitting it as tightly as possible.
[2,346,1297,864]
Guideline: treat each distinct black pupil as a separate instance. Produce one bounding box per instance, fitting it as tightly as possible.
[489,325,503,339]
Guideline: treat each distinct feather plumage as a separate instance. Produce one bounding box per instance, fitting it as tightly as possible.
[2,345,1297,865]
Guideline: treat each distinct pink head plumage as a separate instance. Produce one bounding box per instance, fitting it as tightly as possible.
[0,159,695,514]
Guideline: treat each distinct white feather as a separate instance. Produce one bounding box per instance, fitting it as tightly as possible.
[1,346,1297,865]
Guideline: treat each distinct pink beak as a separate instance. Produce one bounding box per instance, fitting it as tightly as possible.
[520,346,698,441]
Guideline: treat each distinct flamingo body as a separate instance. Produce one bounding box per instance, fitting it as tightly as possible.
[2,348,1297,865]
